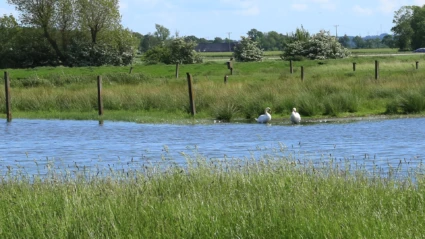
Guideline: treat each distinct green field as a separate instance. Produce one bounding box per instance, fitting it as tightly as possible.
[2,51,425,123]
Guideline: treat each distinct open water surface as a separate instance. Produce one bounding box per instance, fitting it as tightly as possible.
[1,118,424,177]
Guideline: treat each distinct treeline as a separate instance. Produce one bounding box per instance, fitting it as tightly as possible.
[0,0,137,69]
[2,1,421,69]
[137,24,394,54]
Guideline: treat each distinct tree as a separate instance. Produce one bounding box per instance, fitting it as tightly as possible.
[352,36,365,48]
[281,30,350,60]
[338,35,351,48]
[410,6,425,50]
[381,35,396,48]
[7,0,135,67]
[7,0,72,64]
[154,24,170,42]
[213,37,223,43]
[78,0,121,44]
[391,6,415,50]
[260,31,285,51]
[139,33,160,52]
[0,14,19,67]
[143,38,202,65]
[233,36,263,62]
[247,28,263,42]
[184,35,199,43]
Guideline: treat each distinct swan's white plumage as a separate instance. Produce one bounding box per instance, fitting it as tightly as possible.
[256,107,272,123]
[290,108,301,124]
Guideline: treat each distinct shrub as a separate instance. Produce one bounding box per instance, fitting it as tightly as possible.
[233,36,263,62]
[282,30,351,60]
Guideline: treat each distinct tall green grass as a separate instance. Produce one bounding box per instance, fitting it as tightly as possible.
[0,152,424,238]
[2,54,425,122]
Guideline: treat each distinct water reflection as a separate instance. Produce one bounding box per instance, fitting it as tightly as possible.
[1,118,424,177]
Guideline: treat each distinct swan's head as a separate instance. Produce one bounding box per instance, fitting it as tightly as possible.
[266,107,271,113]
[292,108,297,112]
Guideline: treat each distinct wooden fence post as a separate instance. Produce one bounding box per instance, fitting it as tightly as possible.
[353,62,356,71]
[175,63,179,78]
[375,60,379,80]
[129,67,133,74]
[290,60,293,74]
[97,76,103,116]
[186,73,196,116]
[416,61,419,70]
[301,66,304,81]
[227,61,233,75]
[4,71,12,122]
[224,75,228,84]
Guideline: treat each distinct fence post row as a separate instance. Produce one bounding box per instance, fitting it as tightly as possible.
[4,71,12,122]
[186,73,196,116]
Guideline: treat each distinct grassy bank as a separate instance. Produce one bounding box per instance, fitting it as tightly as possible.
[2,53,425,123]
[0,153,424,238]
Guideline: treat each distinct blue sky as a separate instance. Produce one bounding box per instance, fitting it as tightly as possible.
[2,0,425,40]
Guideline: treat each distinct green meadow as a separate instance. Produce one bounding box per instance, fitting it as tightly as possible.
[2,52,425,123]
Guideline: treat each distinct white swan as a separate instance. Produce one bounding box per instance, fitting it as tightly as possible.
[290,107,301,124]
[256,107,272,123]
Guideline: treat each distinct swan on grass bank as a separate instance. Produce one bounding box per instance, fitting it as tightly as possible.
[256,107,272,123]
[290,108,301,124]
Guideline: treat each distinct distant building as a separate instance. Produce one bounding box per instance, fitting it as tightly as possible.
[195,42,237,52]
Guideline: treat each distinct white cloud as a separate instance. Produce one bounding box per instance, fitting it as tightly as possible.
[353,5,373,15]
[378,0,400,13]
[219,0,261,16]
[291,4,308,11]
[414,0,425,5]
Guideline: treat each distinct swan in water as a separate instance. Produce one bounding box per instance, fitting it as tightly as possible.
[256,107,272,123]
[290,108,301,124]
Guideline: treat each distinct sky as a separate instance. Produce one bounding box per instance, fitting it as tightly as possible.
[2,0,425,40]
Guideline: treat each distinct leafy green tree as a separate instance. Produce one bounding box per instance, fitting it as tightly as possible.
[0,14,19,67]
[140,33,160,52]
[352,36,365,48]
[410,6,425,50]
[338,35,351,48]
[154,24,170,42]
[184,35,199,43]
[381,35,396,48]
[391,6,415,50]
[169,38,202,64]
[78,0,121,44]
[7,0,135,67]
[213,37,223,43]
[289,25,310,43]
[143,38,202,64]
[260,31,285,51]
[247,28,264,42]
[233,36,263,62]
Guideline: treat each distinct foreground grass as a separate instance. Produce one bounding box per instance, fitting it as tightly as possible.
[0,153,424,238]
[2,53,425,123]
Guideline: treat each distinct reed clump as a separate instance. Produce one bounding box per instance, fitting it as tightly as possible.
[0,153,424,238]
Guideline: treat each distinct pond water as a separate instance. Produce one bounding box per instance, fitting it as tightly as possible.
[1,117,424,178]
